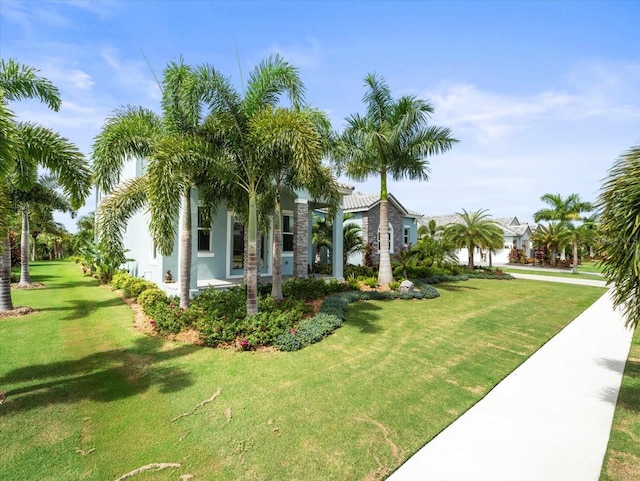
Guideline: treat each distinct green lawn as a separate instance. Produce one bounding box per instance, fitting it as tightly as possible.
[502,266,605,281]
[600,326,640,481]
[1,260,606,481]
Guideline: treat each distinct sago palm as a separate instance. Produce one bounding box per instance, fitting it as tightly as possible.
[335,73,457,286]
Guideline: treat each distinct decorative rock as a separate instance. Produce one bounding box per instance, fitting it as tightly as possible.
[399,280,415,292]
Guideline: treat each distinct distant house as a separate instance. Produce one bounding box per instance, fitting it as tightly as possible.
[419,214,533,265]
[342,192,421,265]
[98,157,353,296]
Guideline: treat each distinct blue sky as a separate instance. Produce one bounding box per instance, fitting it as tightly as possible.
[1,0,639,231]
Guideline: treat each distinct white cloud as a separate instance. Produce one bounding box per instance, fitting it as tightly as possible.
[100,47,162,101]
[265,40,323,70]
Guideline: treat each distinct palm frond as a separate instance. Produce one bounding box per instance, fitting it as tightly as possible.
[91,106,163,192]
[244,55,304,117]
[15,122,90,208]
[95,176,149,260]
[0,59,61,111]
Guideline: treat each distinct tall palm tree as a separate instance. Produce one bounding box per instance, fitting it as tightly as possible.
[92,61,228,309]
[0,61,89,311]
[9,175,72,284]
[597,144,640,328]
[335,73,457,286]
[259,108,339,301]
[443,209,503,268]
[202,55,325,315]
[531,222,571,268]
[533,193,593,265]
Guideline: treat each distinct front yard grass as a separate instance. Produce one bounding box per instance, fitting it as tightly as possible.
[502,266,605,281]
[1,260,606,480]
[600,325,640,480]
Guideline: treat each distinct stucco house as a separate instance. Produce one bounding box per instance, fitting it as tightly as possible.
[418,214,533,265]
[98,157,353,296]
[342,192,421,266]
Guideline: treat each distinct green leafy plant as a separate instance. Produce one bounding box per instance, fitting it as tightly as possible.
[363,277,378,288]
[389,280,400,291]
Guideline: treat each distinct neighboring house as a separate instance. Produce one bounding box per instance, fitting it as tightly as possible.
[419,214,533,265]
[342,192,421,266]
[98,158,353,296]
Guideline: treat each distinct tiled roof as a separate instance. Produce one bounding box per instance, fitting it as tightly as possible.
[342,192,422,217]
[420,214,532,237]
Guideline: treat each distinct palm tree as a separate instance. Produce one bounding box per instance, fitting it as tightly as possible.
[335,73,457,287]
[531,222,571,268]
[93,61,228,309]
[0,60,90,311]
[9,176,72,284]
[260,108,339,301]
[418,219,444,239]
[597,144,640,328]
[202,55,325,315]
[343,219,364,267]
[533,193,593,266]
[443,209,503,268]
[312,214,333,263]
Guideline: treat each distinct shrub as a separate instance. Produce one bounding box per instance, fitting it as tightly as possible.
[191,286,246,324]
[122,278,156,299]
[363,277,378,288]
[138,288,169,313]
[111,271,131,290]
[344,264,375,279]
[148,296,196,334]
[282,277,329,300]
[389,280,400,291]
[297,313,343,345]
[274,331,303,352]
[312,262,332,275]
[245,309,300,347]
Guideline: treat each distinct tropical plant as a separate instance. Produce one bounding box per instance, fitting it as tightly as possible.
[343,218,364,266]
[413,234,458,268]
[202,55,328,314]
[9,175,73,284]
[443,209,503,268]
[418,219,444,239]
[92,60,230,309]
[71,211,95,254]
[261,107,339,301]
[531,222,571,268]
[597,144,640,327]
[312,214,333,263]
[0,59,90,311]
[334,73,457,287]
[533,193,593,270]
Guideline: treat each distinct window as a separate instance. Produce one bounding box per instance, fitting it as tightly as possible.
[197,207,212,252]
[150,239,157,265]
[377,223,394,253]
[283,214,294,252]
[403,226,411,246]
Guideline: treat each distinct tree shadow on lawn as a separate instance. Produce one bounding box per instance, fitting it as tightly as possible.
[34,297,127,321]
[346,301,385,334]
[0,337,197,414]
[436,283,480,292]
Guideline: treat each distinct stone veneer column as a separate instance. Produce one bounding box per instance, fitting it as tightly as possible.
[293,199,309,278]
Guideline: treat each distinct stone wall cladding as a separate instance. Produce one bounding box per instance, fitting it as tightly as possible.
[293,200,309,277]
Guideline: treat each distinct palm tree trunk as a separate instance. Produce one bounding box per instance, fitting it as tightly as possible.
[19,206,31,286]
[551,248,557,267]
[271,190,283,301]
[378,173,393,287]
[179,188,192,309]
[489,250,493,267]
[468,244,475,268]
[31,233,37,261]
[246,188,258,316]
[572,239,578,274]
[0,235,14,311]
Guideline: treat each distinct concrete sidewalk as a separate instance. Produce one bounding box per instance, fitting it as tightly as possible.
[388,288,634,481]
[509,272,608,288]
